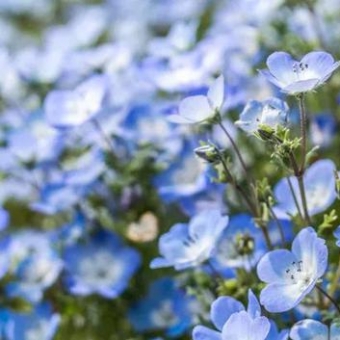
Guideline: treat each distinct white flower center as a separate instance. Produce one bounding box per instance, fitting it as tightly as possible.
[77,250,123,287]
[285,260,313,290]
[150,300,179,328]
[292,62,317,81]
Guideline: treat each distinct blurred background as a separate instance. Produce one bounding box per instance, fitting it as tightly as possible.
[0,0,340,339]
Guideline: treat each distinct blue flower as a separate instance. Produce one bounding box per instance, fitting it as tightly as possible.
[153,139,210,203]
[5,231,63,303]
[260,51,340,94]
[257,227,328,313]
[334,226,340,247]
[128,277,194,337]
[150,209,229,270]
[290,319,340,340]
[0,208,9,231]
[44,74,108,129]
[30,183,82,215]
[235,98,288,134]
[193,290,274,340]
[273,159,337,219]
[168,75,224,124]
[4,303,60,340]
[310,114,336,148]
[63,230,140,298]
[211,214,267,273]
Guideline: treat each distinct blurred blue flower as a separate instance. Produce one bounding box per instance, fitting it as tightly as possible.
[179,180,227,217]
[0,208,9,231]
[6,110,64,164]
[4,303,60,340]
[128,277,194,337]
[30,183,82,215]
[168,75,224,124]
[290,319,340,339]
[150,209,228,270]
[52,212,88,247]
[260,51,340,95]
[118,103,180,154]
[193,290,277,340]
[310,113,337,148]
[273,159,337,219]
[235,98,288,134]
[257,227,328,313]
[6,231,63,303]
[153,139,210,202]
[211,214,267,273]
[63,230,140,298]
[44,74,108,129]
[334,225,340,247]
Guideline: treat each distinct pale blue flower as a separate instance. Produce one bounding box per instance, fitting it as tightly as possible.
[257,227,328,313]
[168,75,225,124]
[150,209,229,270]
[211,214,267,273]
[334,225,340,247]
[44,74,108,128]
[260,51,340,94]
[235,98,288,134]
[4,303,60,340]
[128,278,193,337]
[63,230,140,298]
[273,159,337,219]
[193,290,276,340]
[290,319,340,340]
[5,231,63,303]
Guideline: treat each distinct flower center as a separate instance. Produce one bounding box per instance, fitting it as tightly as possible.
[292,62,309,73]
[285,260,312,288]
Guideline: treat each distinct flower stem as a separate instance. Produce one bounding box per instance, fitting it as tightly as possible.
[217,152,273,249]
[286,176,304,222]
[297,94,307,173]
[296,95,312,225]
[316,284,340,315]
[297,173,312,225]
[217,118,251,181]
[92,118,119,166]
[267,202,285,245]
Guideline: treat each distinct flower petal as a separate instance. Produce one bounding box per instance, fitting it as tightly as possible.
[301,51,339,79]
[257,249,296,284]
[266,52,297,87]
[207,75,224,110]
[259,281,314,313]
[179,95,213,123]
[290,319,328,340]
[210,297,244,331]
[193,325,222,340]
[291,227,328,278]
[222,311,270,340]
[282,78,319,94]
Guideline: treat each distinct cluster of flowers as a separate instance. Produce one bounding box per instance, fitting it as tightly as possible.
[1,0,340,339]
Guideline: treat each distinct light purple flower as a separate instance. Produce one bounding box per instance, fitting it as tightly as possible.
[257,227,328,313]
[260,51,340,94]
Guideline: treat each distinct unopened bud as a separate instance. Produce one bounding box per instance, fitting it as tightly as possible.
[194,144,221,163]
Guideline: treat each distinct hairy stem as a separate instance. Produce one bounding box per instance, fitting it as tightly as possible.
[316,284,340,315]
